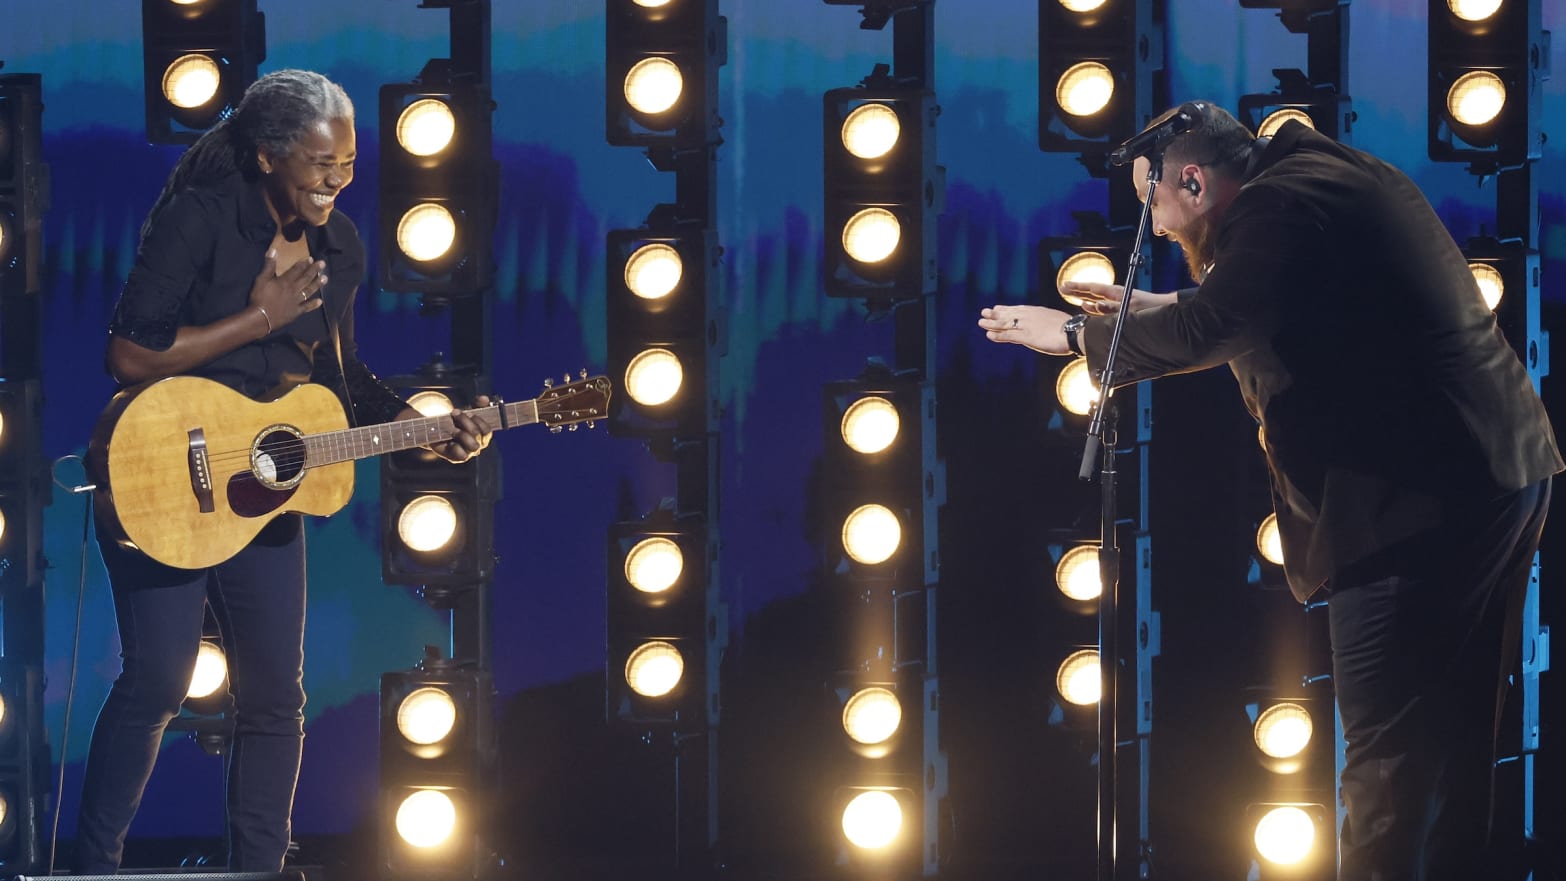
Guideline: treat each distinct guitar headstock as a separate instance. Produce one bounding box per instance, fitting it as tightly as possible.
[538,372,612,432]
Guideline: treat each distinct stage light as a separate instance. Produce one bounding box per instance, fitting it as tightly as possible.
[380,663,493,876]
[842,504,902,566]
[379,67,497,296]
[1038,0,1150,156]
[842,790,902,850]
[1056,649,1101,706]
[1254,702,1312,760]
[380,368,500,589]
[624,348,684,407]
[1055,251,1116,307]
[607,516,710,723]
[186,641,228,701]
[841,208,901,265]
[1447,70,1506,126]
[1461,237,1538,372]
[842,686,902,747]
[0,74,47,300]
[1257,107,1315,137]
[1056,357,1100,416]
[1056,544,1102,601]
[823,85,940,298]
[395,789,457,848]
[397,687,458,747]
[624,243,682,300]
[1041,215,1132,309]
[1253,805,1316,865]
[397,496,459,554]
[160,54,221,110]
[840,396,900,455]
[1472,262,1504,310]
[625,537,684,595]
[626,641,685,698]
[606,0,722,149]
[1428,0,1543,166]
[1256,513,1284,566]
[140,0,265,144]
[396,98,456,157]
[1450,0,1502,21]
[606,219,715,440]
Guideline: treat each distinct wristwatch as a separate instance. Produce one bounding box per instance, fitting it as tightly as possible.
[1063,313,1088,356]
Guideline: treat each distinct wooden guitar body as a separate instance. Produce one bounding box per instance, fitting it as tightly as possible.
[89,377,354,570]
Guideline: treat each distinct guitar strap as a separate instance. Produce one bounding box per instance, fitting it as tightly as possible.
[321,303,358,427]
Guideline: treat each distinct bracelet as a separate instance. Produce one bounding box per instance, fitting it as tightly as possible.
[255,305,273,335]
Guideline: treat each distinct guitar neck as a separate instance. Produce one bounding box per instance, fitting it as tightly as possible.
[304,399,539,467]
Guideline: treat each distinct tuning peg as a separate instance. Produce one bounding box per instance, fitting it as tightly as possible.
[562,373,571,384]
[579,368,587,380]
[549,425,563,434]
[586,420,597,429]
[543,377,554,389]
[568,424,579,432]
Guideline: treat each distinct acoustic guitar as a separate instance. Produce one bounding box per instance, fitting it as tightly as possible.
[87,373,610,569]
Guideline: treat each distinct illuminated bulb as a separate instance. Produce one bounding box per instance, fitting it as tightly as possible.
[842,208,901,264]
[1254,806,1316,865]
[625,536,683,594]
[1448,0,1502,22]
[841,103,901,160]
[397,99,456,157]
[1055,544,1101,601]
[1056,649,1101,705]
[162,54,221,110]
[1255,703,1313,760]
[1055,357,1100,416]
[1058,0,1108,9]
[396,790,457,848]
[1256,513,1284,565]
[397,495,458,553]
[406,391,454,417]
[1471,263,1503,311]
[1056,62,1114,117]
[624,348,684,406]
[1056,251,1116,306]
[842,687,902,745]
[0,691,6,728]
[0,509,6,544]
[625,243,683,300]
[840,396,900,455]
[397,687,458,746]
[396,204,457,263]
[1258,109,1315,138]
[624,58,683,115]
[841,504,901,565]
[841,791,902,850]
[186,641,228,699]
[625,641,685,697]
[1447,71,1506,127]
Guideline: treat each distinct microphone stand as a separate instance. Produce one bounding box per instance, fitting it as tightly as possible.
[1079,151,1163,881]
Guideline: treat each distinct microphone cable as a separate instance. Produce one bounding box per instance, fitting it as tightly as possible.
[46,453,98,877]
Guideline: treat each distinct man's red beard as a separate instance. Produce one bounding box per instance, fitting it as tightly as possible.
[1171,210,1218,283]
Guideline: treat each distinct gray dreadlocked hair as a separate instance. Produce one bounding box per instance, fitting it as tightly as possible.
[139,69,354,242]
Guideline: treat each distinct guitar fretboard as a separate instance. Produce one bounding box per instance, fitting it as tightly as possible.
[303,399,540,467]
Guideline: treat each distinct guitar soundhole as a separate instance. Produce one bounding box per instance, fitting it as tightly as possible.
[227,429,305,519]
[253,429,308,490]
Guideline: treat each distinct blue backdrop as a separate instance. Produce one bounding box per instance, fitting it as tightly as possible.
[2,0,1563,863]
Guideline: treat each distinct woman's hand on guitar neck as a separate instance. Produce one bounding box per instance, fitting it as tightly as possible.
[405,395,495,464]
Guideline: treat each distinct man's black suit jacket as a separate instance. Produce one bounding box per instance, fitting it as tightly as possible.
[1081,121,1562,601]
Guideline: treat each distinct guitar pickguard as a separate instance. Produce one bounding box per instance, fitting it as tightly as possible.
[227,472,298,519]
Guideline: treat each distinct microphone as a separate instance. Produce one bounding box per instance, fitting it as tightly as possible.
[1108,101,1206,167]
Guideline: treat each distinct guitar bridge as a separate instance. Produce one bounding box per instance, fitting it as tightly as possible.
[188,428,215,514]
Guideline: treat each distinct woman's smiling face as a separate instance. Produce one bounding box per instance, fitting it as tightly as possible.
[258,117,356,230]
